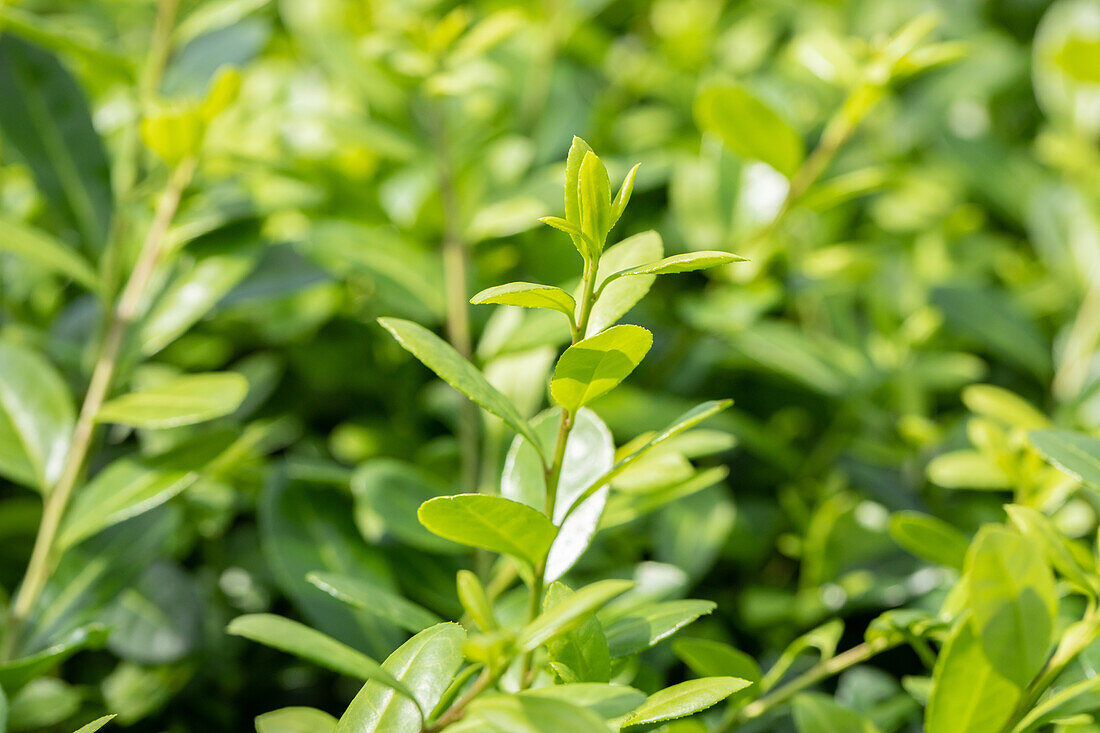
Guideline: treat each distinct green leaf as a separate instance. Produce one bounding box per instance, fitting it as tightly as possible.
[1029,429,1100,489]
[336,623,465,733]
[518,580,634,650]
[259,477,401,659]
[1054,36,1100,82]
[502,408,615,580]
[601,600,716,658]
[71,714,117,733]
[551,325,653,412]
[456,570,496,632]
[471,282,576,319]
[58,432,230,550]
[585,230,663,337]
[964,525,1056,686]
[417,494,556,568]
[306,572,443,634]
[465,695,613,733]
[0,35,113,255]
[888,511,970,570]
[0,624,109,694]
[0,216,100,292]
[578,151,612,253]
[694,85,804,178]
[617,677,751,727]
[792,693,879,733]
[563,136,594,258]
[604,252,746,283]
[545,582,613,684]
[961,385,1049,430]
[351,459,461,554]
[8,677,80,730]
[103,561,201,664]
[672,639,762,687]
[1006,504,1095,593]
[562,400,732,519]
[379,318,545,457]
[0,342,75,491]
[96,373,249,429]
[227,614,413,698]
[256,708,337,733]
[520,684,644,719]
[925,620,1021,733]
[610,163,641,229]
[926,450,1010,490]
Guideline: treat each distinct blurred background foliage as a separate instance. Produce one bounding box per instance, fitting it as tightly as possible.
[0,0,1099,730]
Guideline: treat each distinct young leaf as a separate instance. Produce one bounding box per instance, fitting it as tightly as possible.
[609,163,641,229]
[471,282,576,319]
[0,216,101,293]
[0,35,113,255]
[602,252,746,285]
[925,620,1020,733]
[0,342,75,492]
[1029,429,1100,489]
[71,715,117,733]
[888,511,969,570]
[925,450,1010,489]
[964,525,1056,686]
[306,572,443,634]
[58,432,231,550]
[96,373,249,429]
[226,614,413,699]
[564,136,593,230]
[672,639,762,687]
[1005,504,1095,593]
[961,384,1049,429]
[601,599,716,658]
[694,85,804,178]
[544,583,613,684]
[464,694,612,733]
[550,325,653,412]
[456,569,497,631]
[616,677,751,727]
[379,318,545,457]
[336,623,465,733]
[256,708,337,733]
[578,151,612,253]
[518,579,634,650]
[417,494,556,569]
[791,694,878,733]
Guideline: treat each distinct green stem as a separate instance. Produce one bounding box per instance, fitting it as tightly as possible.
[722,637,897,730]
[422,666,502,733]
[1,158,195,661]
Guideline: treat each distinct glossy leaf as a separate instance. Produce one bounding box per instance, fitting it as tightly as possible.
[925,620,1020,733]
[0,625,109,693]
[578,151,611,251]
[307,572,443,634]
[226,614,412,698]
[470,282,576,319]
[379,317,545,456]
[603,252,746,283]
[551,325,653,411]
[71,715,117,733]
[417,494,556,569]
[617,677,751,727]
[336,623,465,733]
[96,373,249,429]
[0,342,74,491]
[694,85,804,178]
[0,35,113,254]
[518,580,634,650]
[1029,429,1100,489]
[563,136,594,258]
[610,163,641,229]
[601,600,716,658]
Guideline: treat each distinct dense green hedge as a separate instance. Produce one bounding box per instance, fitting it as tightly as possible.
[1,0,1099,731]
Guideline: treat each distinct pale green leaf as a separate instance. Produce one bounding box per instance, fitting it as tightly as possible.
[417,494,556,568]
[610,163,641,229]
[471,282,576,319]
[336,623,465,733]
[96,373,249,429]
[1030,429,1100,489]
[604,252,746,283]
[379,317,545,457]
[585,230,663,337]
[601,599,716,658]
[551,325,652,411]
[578,151,611,252]
[1054,36,1100,82]
[925,620,1020,733]
[672,639,762,686]
[1005,504,1095,593]
[694,85,804,178]
[617,677,750,727]
[888,511,969,570]
[520,684,644,720]
[0,216,100,292]
[256,707,337,733]
[72,714,117,733]
[465,694,613,733]
[792,693,879,733]
[926,450,1010,490]
[226,614,413,700]
[456,569,497,632]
